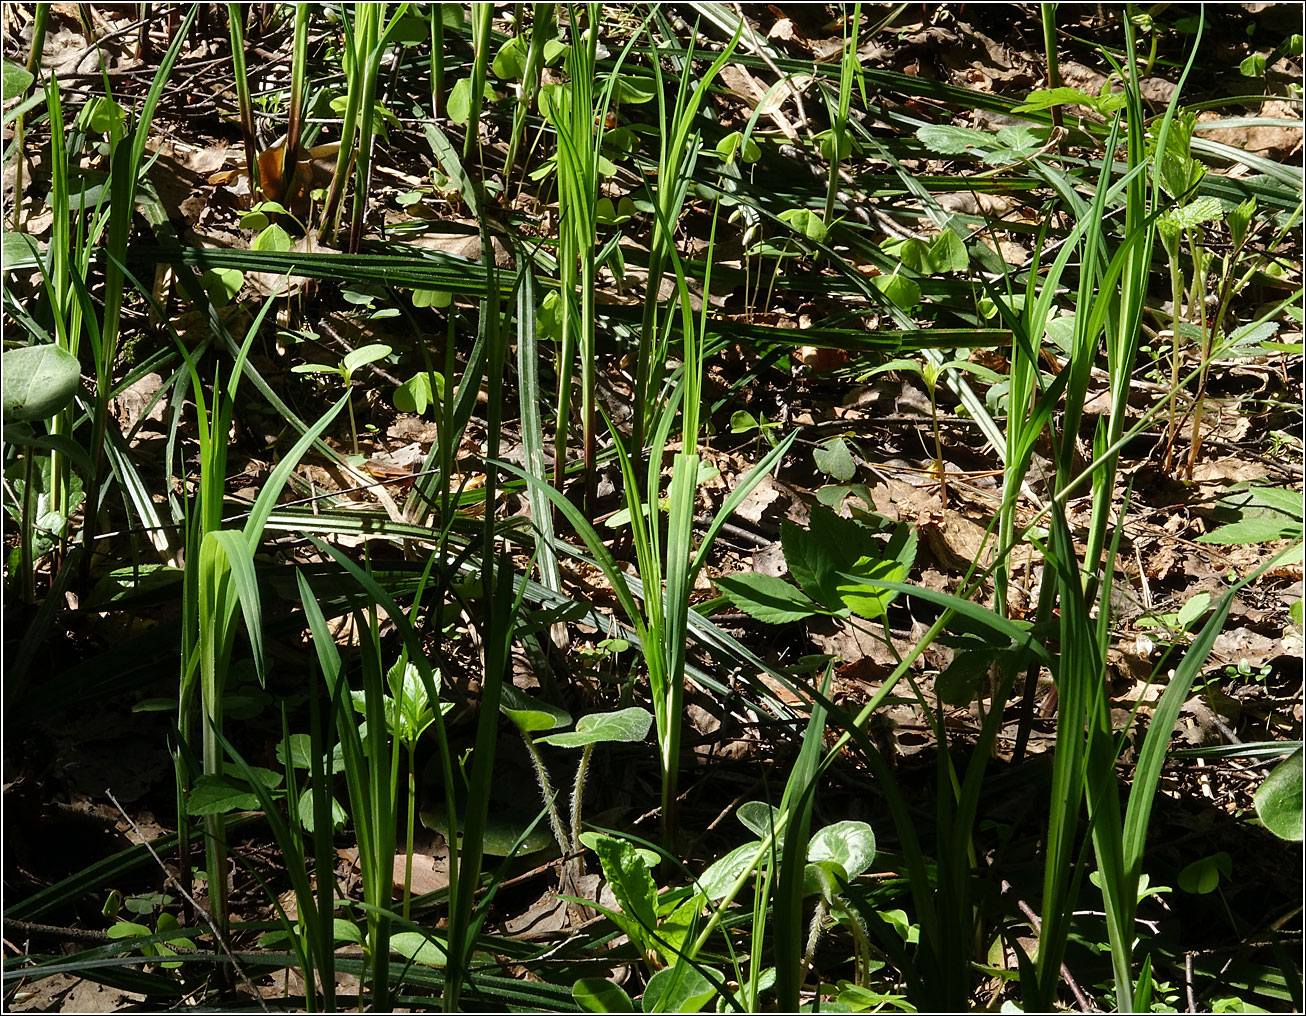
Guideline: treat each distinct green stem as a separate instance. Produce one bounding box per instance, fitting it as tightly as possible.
[404,743,416,921]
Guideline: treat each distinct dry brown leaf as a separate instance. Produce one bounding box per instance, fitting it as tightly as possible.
[392,852,449,898]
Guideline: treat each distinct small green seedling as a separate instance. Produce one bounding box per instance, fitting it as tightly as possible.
[730,409,784,448]
[862,355,999,506]
[292,343,392,456]
[715,505,916,626]
[351,659,452,919]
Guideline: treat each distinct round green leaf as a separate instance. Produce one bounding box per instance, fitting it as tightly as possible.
[1255,748,1303,841]
[390,930,447,967]
[807,820,876,880]
[536,707,653,748]
[3,345,82,422]
[641,964,718,1014]
[573,977,635,1013]
[2,60,34,100]
[1178,852,1231,895]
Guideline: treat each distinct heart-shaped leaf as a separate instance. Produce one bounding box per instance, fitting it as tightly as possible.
[807,820,876,881]
[536,707,652,748]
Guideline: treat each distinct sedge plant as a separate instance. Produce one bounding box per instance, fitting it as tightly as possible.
[501,211,796,845]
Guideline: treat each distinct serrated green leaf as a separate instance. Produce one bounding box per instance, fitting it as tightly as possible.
[715,572,820,624]
[915,123,993,156]
[1196,517,1303,544]
[188,774,260,815]
[591,833,658,941]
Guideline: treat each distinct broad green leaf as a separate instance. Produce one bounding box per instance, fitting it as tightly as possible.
[715,130,760,164]
[881,236,931,272]
[872,272,920,310]
[390,930,447,966]
[342,343,392,374]
[499,683,571,732]
[411,287,453,309]
[936,648,994,706]
[814,436,856,482]
[777,207,827,242]
[807,820,876,880]
[1178,852,1231,894]
[714,572,819,624]
[915,123,993,156]
[536,707,653,748]
[926,229,969,273]
[543,38,569,65]
[187,774,259,815]
[573,977,636,1013]
[492,35,528,79]
[446,77,495,125]
[729,410,758,434]
[591,833,658,941]
[2,60,33,100]
[334,918,363,943]
[1196,517,1303,544]
[82,95,124,136]
[421,804,555,855]
[611,73,656,105]
[641,964,718,1014]
[252,223,292,252]
[816,127,852,162]
[2,345,82,422]
[107,921,153,941]
[738,800,783,841]
[1177,591,1212,632]
[2,231,40,270]
[695,841,763,900]
[200,267,244,307]
[394,372,432,414]
[596,196,638,226]
[1255,748,1303,841]
[296,786,346,834]
[276,733,346,773]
